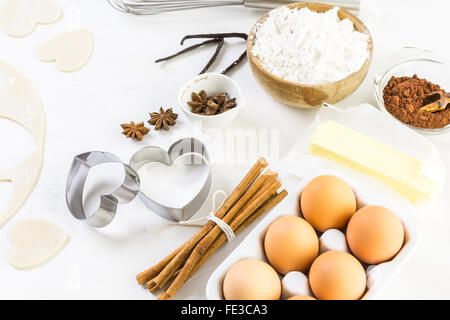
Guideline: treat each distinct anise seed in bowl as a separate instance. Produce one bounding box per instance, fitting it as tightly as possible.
[178,73,244,129]
[188,90,237,116]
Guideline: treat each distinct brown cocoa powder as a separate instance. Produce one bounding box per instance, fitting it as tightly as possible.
[383,74,450,129]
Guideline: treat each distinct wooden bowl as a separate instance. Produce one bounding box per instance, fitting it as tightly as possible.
[247,2,373,108]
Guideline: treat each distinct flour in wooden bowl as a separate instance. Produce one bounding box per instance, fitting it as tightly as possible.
[251,7,371,85]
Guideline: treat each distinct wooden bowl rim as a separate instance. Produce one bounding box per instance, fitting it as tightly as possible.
[247,2,374,89]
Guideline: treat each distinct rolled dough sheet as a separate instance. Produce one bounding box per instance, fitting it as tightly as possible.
[0,59,46,228]
[38,29,94,72]
[0,0,62,37]
[9,219,69,269]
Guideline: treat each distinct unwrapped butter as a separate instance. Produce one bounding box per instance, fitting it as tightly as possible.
[310,121,437,202]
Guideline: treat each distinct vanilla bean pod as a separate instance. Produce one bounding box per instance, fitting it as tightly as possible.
[155,32,248,75]
[199,38,224,74]
[180,32,248,45]
[181,33,248,74]
[155,38,221,63]
[221,49,247,75]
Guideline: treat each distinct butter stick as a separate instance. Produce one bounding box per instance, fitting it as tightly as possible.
[310,121,437,202]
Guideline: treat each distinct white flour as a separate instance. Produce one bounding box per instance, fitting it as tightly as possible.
[251,7,371,85]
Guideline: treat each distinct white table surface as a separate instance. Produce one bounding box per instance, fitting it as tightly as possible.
[0,0,449,300]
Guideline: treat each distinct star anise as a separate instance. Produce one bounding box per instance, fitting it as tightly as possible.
[215,93,237,114]
[188,90,208,114]
[121,121,150,141]
[187,91,237,115]
[148,107,178,130]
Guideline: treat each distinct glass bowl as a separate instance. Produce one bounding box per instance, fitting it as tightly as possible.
[374,47,450,134]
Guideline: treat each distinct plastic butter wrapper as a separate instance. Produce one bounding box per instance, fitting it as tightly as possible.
[277,104,446,206]
[310,120,437,202]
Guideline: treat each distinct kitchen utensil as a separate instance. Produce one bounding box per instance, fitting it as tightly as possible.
[247,2,372,108]
[129,138,212,222]
[419,91,450,113]
[65,138,212,227]
[107,0,361,15]
[65,151,140,228]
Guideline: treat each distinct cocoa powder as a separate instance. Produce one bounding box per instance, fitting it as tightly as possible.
[383,74,450,129]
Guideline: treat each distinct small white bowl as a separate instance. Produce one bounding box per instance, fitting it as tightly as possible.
[178,73,244,129]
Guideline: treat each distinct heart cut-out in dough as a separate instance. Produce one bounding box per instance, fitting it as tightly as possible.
[0,0,62,37]
[0,60,45,228]
[9,219,69,269]
[38,29,94,72]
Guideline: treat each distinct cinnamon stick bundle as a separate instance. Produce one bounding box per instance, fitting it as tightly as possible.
[136,157,267,286]
[136,157,287,300]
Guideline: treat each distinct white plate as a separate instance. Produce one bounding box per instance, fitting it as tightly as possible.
[205,169,420,300]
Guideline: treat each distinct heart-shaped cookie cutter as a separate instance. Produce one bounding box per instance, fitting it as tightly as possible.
[129,137,212,222]
[65,138,212,227]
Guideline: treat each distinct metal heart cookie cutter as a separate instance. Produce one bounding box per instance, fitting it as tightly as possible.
[65,138,212,228]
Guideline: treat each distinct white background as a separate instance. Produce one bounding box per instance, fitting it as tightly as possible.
[0,0,449,299]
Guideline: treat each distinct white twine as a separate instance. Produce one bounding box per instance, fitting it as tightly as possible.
[147,190,236,242]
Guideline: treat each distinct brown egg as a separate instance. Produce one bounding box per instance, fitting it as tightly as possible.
[346,205,404,264]
[264,216,319,275]
[288,295,316,300]
[300,175,356,232]
[309,251,366,300]
[223,259,281,300]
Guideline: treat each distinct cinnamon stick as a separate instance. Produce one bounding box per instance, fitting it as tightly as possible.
[147,176,278,293]
[191,190,288,276]
[150,191,287,294]
[236,174,278,214]
[146,232,200,290]
[205,169,277,233]
[149,179,280,294]
[137,172,275,286]
[158,180,282,300]
[136,246,182,286]
[138,158,267,289]
[147,166,273,291]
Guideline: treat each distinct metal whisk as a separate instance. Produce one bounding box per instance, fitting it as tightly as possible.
[107,0,360,15]
[108,0,240,15]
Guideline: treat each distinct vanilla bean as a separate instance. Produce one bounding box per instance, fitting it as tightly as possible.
[182,33,249,75]
[156,32,248,75]
[180,33,248,45]
[200,38,224,74]
[155,38,221,63]
[221,49,247,75]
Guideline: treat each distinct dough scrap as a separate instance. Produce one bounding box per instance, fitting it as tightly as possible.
[9,219,69,269]
[0,60,45,228]
[38,29,94,72]
[0,0,62,37]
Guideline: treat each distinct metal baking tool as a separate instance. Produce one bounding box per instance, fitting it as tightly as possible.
[66,151,140,228]
[65,138,212,227]
[129,137,212,222]
[107,0,360,15]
